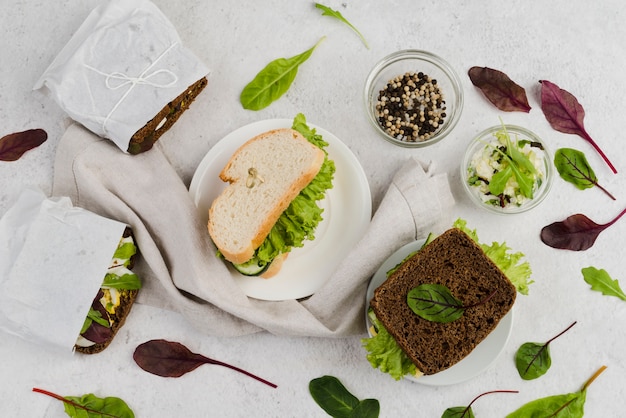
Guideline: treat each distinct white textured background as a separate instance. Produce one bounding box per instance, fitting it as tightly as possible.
[1,0,625,416]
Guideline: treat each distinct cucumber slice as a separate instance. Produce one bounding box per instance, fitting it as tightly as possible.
[233,257,270,276]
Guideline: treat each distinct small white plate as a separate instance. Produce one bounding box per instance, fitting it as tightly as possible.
[365,239,514,386]
[190,119,372,301]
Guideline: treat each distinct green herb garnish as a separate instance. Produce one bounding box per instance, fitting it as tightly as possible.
[314,3,369,49]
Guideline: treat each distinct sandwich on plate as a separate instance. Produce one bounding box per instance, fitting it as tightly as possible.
[363,226,521,380]
[207,114,335,278]
[75,227,142,354]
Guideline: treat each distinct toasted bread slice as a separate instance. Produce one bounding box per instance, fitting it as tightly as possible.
[370,228,516,375]
[207,128,325,264]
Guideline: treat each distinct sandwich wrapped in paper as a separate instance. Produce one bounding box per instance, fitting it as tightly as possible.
[0,188,141,355]
[33,0,209,154]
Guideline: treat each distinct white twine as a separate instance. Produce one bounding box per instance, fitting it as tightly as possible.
[84,42,180,135]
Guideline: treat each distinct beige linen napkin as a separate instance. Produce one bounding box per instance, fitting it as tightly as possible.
[53,124,454,337]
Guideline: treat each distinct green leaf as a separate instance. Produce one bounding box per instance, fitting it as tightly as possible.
[489,164,513,196]
[506,392,584,418]
[63,393,135,418]
[350,399,380,418]
[582,266,626,301]
[554,148,597,190]
[112,242,136,265]
[515,322,576,381]
[515,342,551,380]
[309,376,361,418]
[314,3,369,49]
[407,284,464,323]
[240,38,325,110]
[102,272,142,290]
[506,366,606,418]
[442,406,475,418]
[361,316,417,380]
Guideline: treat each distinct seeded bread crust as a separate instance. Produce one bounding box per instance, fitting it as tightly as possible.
[370,228,517,375]
[207,128,325,264]
[127,77,208,154]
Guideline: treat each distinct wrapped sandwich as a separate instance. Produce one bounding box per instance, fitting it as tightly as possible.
[33,0,209,154]
[207,114,335,278]
[0,188,141,354]
[363,227,518,380]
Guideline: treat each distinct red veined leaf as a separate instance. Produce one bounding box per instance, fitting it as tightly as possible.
[539,80,617,174]
[468,67,531,112]
[0,129,48,161]
[540,208,626,251]
[133,339,277,388]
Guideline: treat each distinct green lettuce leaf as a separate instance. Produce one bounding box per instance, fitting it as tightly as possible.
[453,218,533,295]
[254,114,335,265]
[362,316,417,380]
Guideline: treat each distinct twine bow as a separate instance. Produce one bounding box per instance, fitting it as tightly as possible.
[84,42,180,135]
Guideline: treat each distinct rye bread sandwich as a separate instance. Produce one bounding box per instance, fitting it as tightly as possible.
[363,226,520,380]
[207,114,335,278]
[75,227,142,354]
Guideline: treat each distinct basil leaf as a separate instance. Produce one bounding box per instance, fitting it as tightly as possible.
[582,266,626,301]
[442,406,475,418]
[309,376,360,418]
[554,148,616,200]
[407,284,464,323]
[515,342,551,380]
[63,393,135,418]
[240,38,325,110]
[315,3,369,49]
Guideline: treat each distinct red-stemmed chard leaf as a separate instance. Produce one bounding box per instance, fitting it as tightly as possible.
[0,129,48,161]
[540,208,626,251]
[539,80,617,174]
[133,339,277,388]
[468,67,531,112]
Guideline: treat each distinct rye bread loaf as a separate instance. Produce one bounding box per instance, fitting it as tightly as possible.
[207,128,325,264]
[127,77,208,154]
[370,228,516,375]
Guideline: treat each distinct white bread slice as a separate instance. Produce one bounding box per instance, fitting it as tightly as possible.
[207,128,325,264]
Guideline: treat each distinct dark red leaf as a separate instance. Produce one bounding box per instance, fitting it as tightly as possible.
[539,80,617,174]
[540,208,626,251]
[468,67,531,112]
[133,339,277,388]
[0,129,47,161]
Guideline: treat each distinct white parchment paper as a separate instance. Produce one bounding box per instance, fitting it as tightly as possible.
[0,188,127,354]
[33,0,209,152]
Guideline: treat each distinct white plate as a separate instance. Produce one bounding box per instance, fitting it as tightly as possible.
[190,119,372,301]
[365,239,514,386]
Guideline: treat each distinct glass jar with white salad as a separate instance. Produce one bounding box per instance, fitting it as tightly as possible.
[461,124,553,214]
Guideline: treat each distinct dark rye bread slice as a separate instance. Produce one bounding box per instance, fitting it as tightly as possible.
[127,77,208,154]
[75,289,139,354]
[370,228,516,375]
